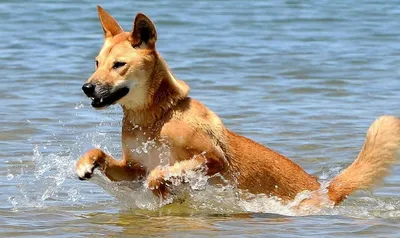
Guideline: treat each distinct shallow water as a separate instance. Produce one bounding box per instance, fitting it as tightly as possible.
[1,0,400,237]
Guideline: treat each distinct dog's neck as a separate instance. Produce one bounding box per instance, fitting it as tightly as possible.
[122,53,189,129]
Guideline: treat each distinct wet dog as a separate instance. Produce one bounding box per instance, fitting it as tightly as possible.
[76,6,400,207]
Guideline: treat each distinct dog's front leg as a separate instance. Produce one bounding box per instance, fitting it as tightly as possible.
[76,148,146,181]
[147,154,226,198]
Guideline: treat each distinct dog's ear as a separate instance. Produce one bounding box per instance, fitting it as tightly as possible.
[97,5,123,38]
[130,13,157,49]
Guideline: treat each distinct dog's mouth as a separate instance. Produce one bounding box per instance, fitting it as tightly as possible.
[90,87,130,109]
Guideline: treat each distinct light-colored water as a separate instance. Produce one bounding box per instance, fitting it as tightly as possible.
[1,0,400,236]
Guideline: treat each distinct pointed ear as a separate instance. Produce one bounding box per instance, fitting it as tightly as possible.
[130,13,157,49]
[97,5,123,38]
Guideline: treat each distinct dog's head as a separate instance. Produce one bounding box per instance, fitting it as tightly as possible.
[82,6,159,110]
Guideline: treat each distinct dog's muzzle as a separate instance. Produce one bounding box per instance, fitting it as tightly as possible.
[82,83,129,109]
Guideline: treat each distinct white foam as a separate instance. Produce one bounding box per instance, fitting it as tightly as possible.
[8,136,400,218]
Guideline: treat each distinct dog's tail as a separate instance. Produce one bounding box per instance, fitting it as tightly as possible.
[327,115,400,205]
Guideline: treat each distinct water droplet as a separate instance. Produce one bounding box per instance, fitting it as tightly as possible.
[7,174,14,180]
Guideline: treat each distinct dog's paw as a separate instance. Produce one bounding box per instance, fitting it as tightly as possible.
[76,159,96,180]
[147,167,171,198]
[76,149,102,180]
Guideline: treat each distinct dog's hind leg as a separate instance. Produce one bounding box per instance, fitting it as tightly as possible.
[76,148,146,181]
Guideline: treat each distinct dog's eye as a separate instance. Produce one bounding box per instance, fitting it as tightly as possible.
[113,61,126,69]
[95,60,99,68]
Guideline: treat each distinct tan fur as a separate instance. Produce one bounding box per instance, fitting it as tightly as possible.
[97,6,124,38]
[76,6,400,207]
[327,115,400,204]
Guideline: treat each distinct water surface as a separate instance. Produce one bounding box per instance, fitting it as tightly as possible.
[1,0,400,237]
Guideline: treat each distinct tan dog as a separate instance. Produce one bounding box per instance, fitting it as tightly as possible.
[76,6,400,207]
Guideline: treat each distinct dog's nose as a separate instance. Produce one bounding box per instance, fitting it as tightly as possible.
[82,83,95,96]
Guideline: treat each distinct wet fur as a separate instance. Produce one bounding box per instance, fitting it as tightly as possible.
[76,6,400,207]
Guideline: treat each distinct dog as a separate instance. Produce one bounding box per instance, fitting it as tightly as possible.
[76,5,400,208]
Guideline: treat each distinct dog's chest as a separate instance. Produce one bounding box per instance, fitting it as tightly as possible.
[123,135,175,170]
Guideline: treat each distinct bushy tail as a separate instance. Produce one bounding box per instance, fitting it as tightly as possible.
[327,115,400,204]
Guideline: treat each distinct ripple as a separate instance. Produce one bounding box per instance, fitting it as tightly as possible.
[2,0,400,236]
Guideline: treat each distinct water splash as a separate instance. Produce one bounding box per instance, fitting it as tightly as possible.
[8,146,83,211]
[8,136,400,218]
